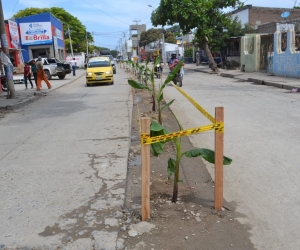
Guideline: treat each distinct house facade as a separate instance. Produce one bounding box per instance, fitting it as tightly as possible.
[231,5,300,28]
[240,27,300,78]
[15,12,66,62]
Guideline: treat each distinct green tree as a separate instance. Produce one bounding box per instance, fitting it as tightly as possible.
[166,25,181,37]
[139,28,177,47]
[164,31,177,44]
[110,50,118,57]
[184,48,193,57]
[139,28,161,47]
[151,0,242,72]
[241,24,256,35]
[13,7,93,54]
[208,16,243,53]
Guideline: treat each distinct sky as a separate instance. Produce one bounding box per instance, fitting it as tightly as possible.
[3,0,298,50]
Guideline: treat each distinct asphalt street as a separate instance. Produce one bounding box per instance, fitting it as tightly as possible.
[161,69,300,250]
[0,70,133,249]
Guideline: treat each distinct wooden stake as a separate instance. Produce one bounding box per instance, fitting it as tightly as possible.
[214,107,224,210]
[141,117,151,220]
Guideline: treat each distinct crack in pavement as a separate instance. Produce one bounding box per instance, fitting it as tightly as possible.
[38,152,127,249]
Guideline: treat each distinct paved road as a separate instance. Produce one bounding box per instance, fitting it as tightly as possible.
[161,69,300,250]
[0,70,132,249]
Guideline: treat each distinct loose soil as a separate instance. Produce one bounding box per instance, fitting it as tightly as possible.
[123,84,256,250]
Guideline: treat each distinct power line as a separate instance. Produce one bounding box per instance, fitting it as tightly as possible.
[81,0,130,25]
[9,0,20,18]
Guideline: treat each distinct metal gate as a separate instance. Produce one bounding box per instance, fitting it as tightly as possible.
[259,35,273,72]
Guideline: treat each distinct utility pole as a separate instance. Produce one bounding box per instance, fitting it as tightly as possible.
[0,0,15,98]
[92,32,95,55]
[119,38,122,56]
[67,24,74,58]
[86,31,89,57]
[132,19,141,25]
[162,26,165,65]
[85,31,89,67]
[123,32,128,59]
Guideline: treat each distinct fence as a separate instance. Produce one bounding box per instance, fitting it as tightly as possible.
[140,83,225,220]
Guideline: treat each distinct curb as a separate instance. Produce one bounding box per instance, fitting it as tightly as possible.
[219,72,235,78]
[218,72,299,92]
[264,81,298,91]
[193,68,211,74]
[246,78,297,91]
[247,78,264,84]
[2,96,39,110]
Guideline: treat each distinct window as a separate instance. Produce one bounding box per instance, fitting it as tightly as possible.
[88,61,110,68]
[47,59,56,64]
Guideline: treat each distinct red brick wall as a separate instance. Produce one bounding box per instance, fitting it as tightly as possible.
[249,7,300,27]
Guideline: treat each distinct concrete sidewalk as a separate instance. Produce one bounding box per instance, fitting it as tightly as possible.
[183,63,300,92]
[0,69,86,109]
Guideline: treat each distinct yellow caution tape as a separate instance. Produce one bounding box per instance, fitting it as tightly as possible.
[171,83,215,124]
[141,122,224,145]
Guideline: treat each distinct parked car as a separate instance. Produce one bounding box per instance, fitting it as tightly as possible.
[86,57,114,86]
[98,55,116,74]
[31,58,72,80]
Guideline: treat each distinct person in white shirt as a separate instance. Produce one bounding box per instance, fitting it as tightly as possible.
[71,58,77,76]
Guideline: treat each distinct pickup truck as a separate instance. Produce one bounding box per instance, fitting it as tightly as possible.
[33,58,72,80]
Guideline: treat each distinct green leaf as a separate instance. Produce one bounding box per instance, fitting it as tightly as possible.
[184,148,232,165]
[178,179,183,183]
[161,99,175,110]
[151,142,164,156]
[167,158,176,179]
[128,80,148,89]
[157,92,163,102]
[155,56,161,65]
[150,120,165,132]
[223,156,233,165]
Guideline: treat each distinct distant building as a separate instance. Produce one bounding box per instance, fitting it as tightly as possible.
[230,5,300,28]
[129,24,146,60]
[130,24,146,48]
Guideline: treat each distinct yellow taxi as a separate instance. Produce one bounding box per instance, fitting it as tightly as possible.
[86,57,114,86]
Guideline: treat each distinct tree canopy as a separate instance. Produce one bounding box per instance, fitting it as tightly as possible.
[139,28,176,47]
[139,28,161,47]
[110,50,118,58]
[165,30,177,43]
[208,16,242,52]
[13,7,93,54]
[166,25,181,37]
[151,0,243,71]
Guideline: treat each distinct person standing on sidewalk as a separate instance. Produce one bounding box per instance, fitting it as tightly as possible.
[30,59,38,87]
[36,57,51,91]
[23,62,33,90]
[196,51,200,66]
[71,58,77,76]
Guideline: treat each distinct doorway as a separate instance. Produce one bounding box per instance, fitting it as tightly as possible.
[31,48,49,58]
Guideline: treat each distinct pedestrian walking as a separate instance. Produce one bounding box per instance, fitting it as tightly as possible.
[23,62,33,90]
[36,56,51,91]
[71,58,77,76]
[30,59,38,87]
